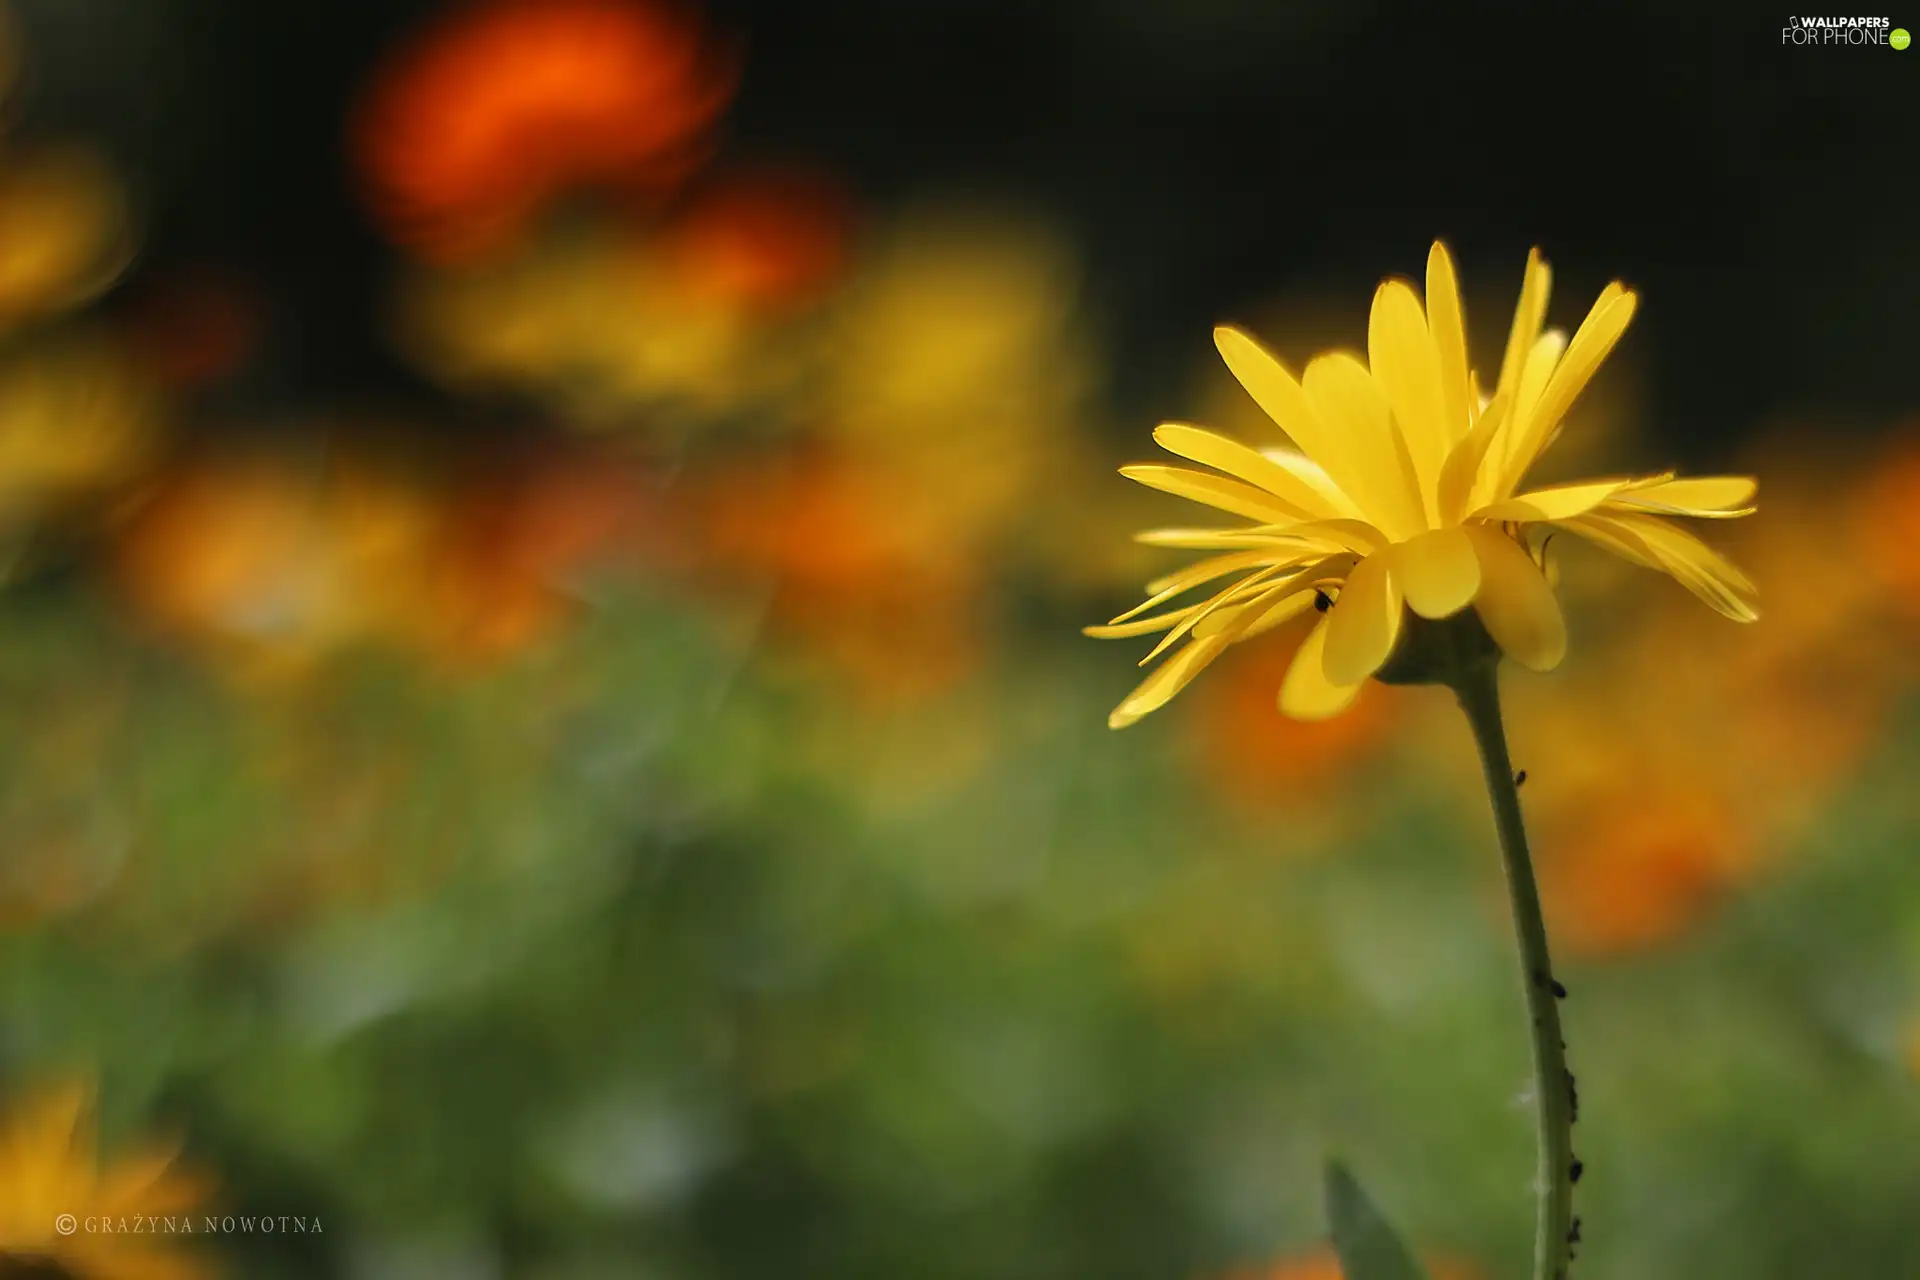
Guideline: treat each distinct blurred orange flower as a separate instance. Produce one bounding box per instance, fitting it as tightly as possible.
[1854,425,1920,616]
[1534,783,1752,957]
[354,0,736,262]
[1188,618,1404,811]
[0,1078,213,1278]
[681,453,982,702]
[108,450,444,676]
[109,446,651,674]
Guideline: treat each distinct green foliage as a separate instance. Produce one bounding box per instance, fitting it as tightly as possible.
[1325,1161,1427,1280]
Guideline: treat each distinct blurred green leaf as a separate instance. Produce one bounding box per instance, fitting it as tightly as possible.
[1325,1159,1427,1280]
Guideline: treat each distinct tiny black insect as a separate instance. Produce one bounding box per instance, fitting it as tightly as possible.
[1570,1158,1584,1184]
[1568,1217,1583,1246]
[1513,769,1528,787]
[1552,979,1568,999]
[1314,589,1334,613]
[1566,1069,1580,1122]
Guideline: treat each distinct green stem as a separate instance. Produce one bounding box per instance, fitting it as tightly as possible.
[1452,661,1575,1280]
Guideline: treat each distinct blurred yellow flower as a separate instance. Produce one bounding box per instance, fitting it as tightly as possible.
[819,209,1095,539]
[0,147,135,333]
[0,1078,213,1279]
[0,335,157,524]
[395,225,800,424]
[1090,241,1757,727]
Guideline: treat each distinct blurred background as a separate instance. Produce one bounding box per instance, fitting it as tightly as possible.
[0,0,1916,1276]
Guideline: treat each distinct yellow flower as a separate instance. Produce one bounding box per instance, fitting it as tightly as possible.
[0,1078,213,1278]
[1089,241,1758,727]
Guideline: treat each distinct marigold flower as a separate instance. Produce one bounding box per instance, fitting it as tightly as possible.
[1089,242,1758,726]
[0,1078,213,1278]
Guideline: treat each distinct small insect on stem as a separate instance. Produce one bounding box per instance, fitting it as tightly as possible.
[1313,589,1334,613]
[1552,979,1568,999]
[1570,1158,1584,1183]
[1513,769,1528,787]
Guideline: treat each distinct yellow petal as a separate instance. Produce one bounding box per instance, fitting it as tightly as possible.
[1108,632,1233,728]
[1463,523,1566,671]
[1321,550,1403,686]
[1300,351,1425,540]
[1229,586,1321,640]
[1261,516,1387,557]
[1111,549,1273,622]
[1556,512,1657,568]
[1153,423,1336,519]
[1132,527,1307,551]
[1279,615,1364,721]
[1258,445,1366,519]
[1607,474,1757,517]
[1532,285,1636,430]
[1119,463,1306,524]
[1138,562,1298,665]
[1213,325,1355,484]
[1425,241,1473,445]
[1143,545,1325,597]
[1085,596,1226,638]
[1439,388,1509,522]
[1562,512,1759,622]
[1474,476,1639,523]
[1504,285,1637,488]
[1612,512,1758,620]
[1494,248,1551,405]
[1498,327,1565,482]
[1394,525,1481,618]
[1367,278,1448,518]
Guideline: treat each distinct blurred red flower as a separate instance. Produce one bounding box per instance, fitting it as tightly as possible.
[353,0,736,262]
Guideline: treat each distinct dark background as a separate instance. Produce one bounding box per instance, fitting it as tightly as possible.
[19,0,1919,452]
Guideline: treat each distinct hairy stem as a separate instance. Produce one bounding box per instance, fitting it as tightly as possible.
[1452,662,1575,1280]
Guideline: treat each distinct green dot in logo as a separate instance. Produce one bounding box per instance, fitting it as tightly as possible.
[1894,27,1912,49]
